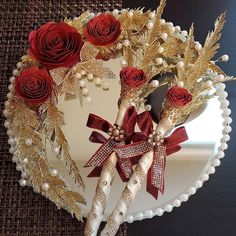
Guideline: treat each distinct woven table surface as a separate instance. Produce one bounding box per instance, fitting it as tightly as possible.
[0,1,128,235]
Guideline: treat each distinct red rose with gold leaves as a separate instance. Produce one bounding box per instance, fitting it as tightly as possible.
[29,22,83,69]
[15,67,53,105]
[166,86,192,107]
[85,14,121,46]
[120,67,147,88]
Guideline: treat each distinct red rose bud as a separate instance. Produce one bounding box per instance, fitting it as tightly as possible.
[28,22,83,70]
[166,86,192,107]
[85,14,121,46]
[15,67,53,105]
[120,67,148,89]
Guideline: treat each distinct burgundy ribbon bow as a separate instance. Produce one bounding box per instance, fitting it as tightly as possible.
[84,106,137,181]
[114,111,188,199]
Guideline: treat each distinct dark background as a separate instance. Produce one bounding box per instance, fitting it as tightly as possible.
[123,0,236,236]
[0,0,236,236]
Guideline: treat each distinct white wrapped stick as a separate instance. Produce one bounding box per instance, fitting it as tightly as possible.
[101,117,174,236]
[84,105,131,236]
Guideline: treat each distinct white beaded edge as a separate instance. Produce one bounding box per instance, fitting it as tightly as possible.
[3,13,232,223]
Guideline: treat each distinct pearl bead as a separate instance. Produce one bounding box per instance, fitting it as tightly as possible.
[8,138,15,145]
[5,101,10,108]
[202,173,209,181]
[75,72,82,79]
[179,194,189,202]
[22,158,28,164]
[86,96,92,103]
[136,212,143,221]
[208,166,216,174]
[126,215,134,223]
[8,84,13,91]
[195,43,202,51]
[147,21,154,29]
[54,147,60,155]
[10,76,15,83]
[145,105,152,111]
[103,82,109,90]
[173,199,181,207]
[222,54,229,62]
[19,179,27,187]
[219,143,228,151]
[165,204,173,212]
[161,33,168,41]
[127,11,133,18]
[121,9,127,14]
[87,73,94,81]
[177,81,185,87]
[4,120,9,128]
[21,172,28,178]
[123,39,130,47]
[13,69,20,76]
[160,19,166,25]
[51,169,58,176]
[217,151,225,159]
[121,59,128,67]
[195,180,203,188]
[16,165,22,171]
[12,157,18,164]
[78,79,86,88]
[188,187,196,195]
[9,147,15,154]
[158,47,164,54]
[156,57,163,65]
[116,43,123,49]
[82,88,89,96]
[224,126,232,133]
[182,30,188,37]
[113,9,119,15]
[89,12,95,19]
[7,92,12,99]
[169,26,176,34]
[94,77,102,85]
[81,70,86,75]
[177,61,185,69]
[3,109,8,117]
[213,159,221,167]
[175,26,181,31]
[150,80,159,87]
[205,80,213,88]
[25,138,33,146]
[224,117,232,124]
[222,134,230,141]
[17,62,22,68]
[7,130,12,136]
[149,12,156,19]
[145,210,153,218]
[156,208,164,216]
[42,182,50,191]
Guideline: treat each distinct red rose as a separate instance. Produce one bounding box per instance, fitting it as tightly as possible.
[15,67,53,105]
[29,22,83,69]
[85,14,121,46]
[120,67,148,88]
[166,86,192,107]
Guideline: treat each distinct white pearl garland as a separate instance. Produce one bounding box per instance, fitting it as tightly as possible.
[19,179,27,187]
[94,77,102,86]
[25,138,33,146]
[42,182,50,191]
[51,169,58,176]
[161,32,168,41]
[120,59,128,67]
[158,46,164,53]
[222,54,229,62]
[123,39,130,47]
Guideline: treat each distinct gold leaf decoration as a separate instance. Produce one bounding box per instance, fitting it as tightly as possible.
[7,97,85,221]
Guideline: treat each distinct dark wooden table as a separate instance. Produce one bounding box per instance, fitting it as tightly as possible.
[123,0,236,235]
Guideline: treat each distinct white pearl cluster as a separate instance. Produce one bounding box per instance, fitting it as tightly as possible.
[123,84,232,223]
[75,69,110,103]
